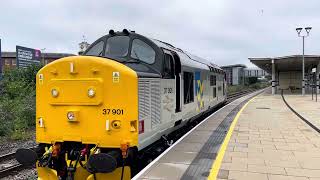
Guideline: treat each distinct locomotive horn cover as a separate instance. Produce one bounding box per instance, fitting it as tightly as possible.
[35,56,138,148]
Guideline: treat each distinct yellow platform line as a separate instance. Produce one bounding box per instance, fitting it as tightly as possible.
[208,96,257,180]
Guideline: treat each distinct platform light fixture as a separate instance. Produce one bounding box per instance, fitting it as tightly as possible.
[296,26,312,95]
[305,27,312,34]
[295,28,303,35]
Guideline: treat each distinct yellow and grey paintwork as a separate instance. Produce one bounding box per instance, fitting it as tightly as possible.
[34,54,226,179]
[36,56,136,179]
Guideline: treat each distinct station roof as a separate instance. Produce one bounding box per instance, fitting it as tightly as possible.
[249,55,320,73]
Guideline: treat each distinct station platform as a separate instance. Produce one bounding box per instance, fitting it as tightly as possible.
[134,88,320,180]
[283,95,320,130]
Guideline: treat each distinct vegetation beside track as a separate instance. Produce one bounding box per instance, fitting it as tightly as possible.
[227,82,269,95]
[0,65,42,140]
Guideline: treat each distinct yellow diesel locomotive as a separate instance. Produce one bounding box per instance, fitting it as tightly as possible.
[16,29,226,180]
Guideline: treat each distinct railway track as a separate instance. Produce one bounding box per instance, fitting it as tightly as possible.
[0,89,259,179]
[0,147,36,179]
[226,89,257,104]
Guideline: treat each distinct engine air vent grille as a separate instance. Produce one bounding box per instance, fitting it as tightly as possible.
[150,80,161,128]
[138,79,161,129]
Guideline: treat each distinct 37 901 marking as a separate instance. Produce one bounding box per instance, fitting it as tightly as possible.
[102,109,124,115]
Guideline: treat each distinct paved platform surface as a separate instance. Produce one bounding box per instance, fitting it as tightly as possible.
[134,89,320,180]
[134,90,263,180]
[219,92,320,180]
[284,95,320,130]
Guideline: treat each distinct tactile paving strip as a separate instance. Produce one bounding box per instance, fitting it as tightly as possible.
[180,98,250,180]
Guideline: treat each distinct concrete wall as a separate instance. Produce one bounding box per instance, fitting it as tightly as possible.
[278,71,302,90]
[232,68,239,85]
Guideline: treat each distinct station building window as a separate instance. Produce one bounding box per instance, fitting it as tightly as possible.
[183,72,194,104]
[12,59,17,66]
[5,59,11,66]
[131,39,155,64]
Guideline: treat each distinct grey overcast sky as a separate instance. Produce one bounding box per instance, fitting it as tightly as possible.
[0,0,320,67]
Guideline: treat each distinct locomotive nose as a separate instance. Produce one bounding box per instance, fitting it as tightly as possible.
[36,56,139,148]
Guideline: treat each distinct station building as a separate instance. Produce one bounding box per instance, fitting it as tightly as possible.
[249,55,320,95]
[0,52,74,72]
[221,64,269,86]
[244,67,269,78]
[221,64,246,85]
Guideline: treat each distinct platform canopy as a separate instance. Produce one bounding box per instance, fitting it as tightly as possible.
[249,55,320,73]
[249,55,320,95]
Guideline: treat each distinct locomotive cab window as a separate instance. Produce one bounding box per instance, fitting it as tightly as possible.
[105,36,130,57]
[183,72,194,104]
[131,39,155,64]
[85,41,104,56]
[162,53,175,79]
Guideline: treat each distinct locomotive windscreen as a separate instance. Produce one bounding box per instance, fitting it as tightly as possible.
[83,33,162,76]
[84,35,156,66]
[105,36,130,57]
[84,36,130,61]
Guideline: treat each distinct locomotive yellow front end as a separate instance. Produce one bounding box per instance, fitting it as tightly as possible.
[33,56,137,179]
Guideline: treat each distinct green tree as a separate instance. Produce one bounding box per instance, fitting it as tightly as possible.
[0,64,42,139]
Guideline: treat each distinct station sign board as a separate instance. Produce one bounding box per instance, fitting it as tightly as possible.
[16,46,41,68]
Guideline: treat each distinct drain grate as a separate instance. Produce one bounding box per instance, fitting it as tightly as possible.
[256,107,270,109]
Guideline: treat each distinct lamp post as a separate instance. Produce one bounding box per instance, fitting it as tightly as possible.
[296,27,312,95]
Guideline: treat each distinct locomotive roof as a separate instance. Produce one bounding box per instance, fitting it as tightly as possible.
[150,39,223,72]
[84,30,224,74]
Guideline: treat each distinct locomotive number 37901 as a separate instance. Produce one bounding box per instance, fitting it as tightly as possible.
[102,109,124,115]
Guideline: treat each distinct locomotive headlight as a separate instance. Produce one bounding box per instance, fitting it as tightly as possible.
[51,88,59,98]
[67,111,75,121]
[111,120,121,129]
[88,88,95,98]
[66,111,79,122]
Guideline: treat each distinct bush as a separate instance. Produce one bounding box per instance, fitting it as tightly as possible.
[246,77,258,85]
[227,82,269,94]
[0,64,42,139]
